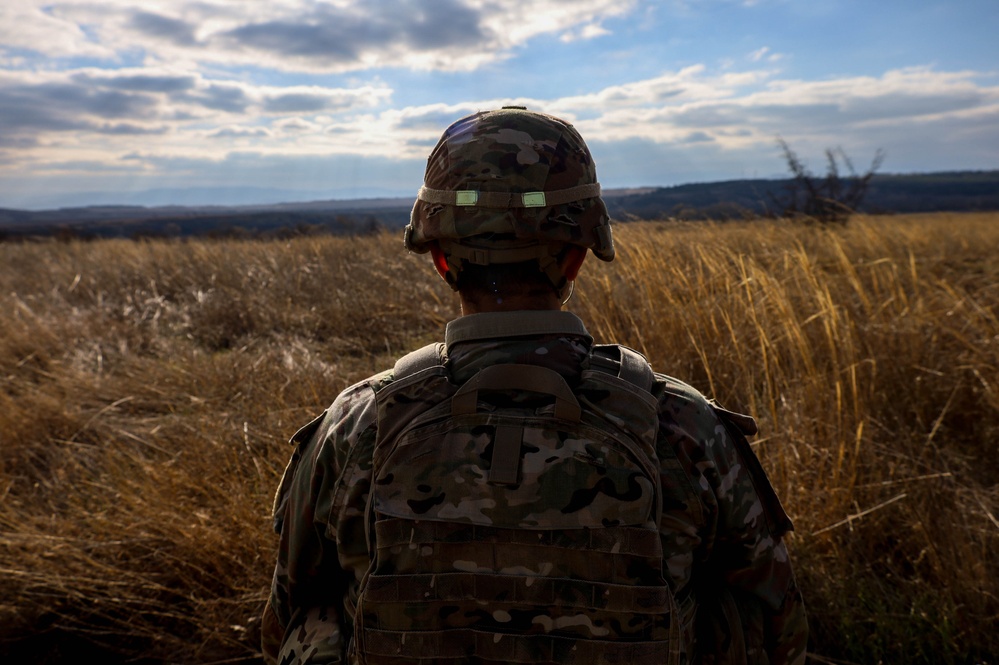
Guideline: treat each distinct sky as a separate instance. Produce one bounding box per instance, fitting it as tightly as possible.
[1,0,997,209]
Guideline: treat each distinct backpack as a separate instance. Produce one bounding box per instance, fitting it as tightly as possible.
[351,343,680,665]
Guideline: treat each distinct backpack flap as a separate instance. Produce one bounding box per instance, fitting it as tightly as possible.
[451,363,581,421]
[372,361,659,532]
[451,363,581,486]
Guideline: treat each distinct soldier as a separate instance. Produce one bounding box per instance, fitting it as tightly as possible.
[262,106,807,665]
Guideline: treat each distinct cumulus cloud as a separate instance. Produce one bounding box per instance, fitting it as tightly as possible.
[208,125,272,139]
[217,0,485,68]
[274,117,323,133]
[0,67,390,151]
[261,86,390,114]
[97,122,170,135]
[0,4,113,59]
[4,62,997,190]
[559,66,999,153]
[129,11,199,46]
[183,83,253,114]
[0,72,166,140]
[70,71,199,93]
[2,0,636,73]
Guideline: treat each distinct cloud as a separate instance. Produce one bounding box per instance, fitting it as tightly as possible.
[0,89,89,133]
[261,86,390,114]
[4,151,425,201]
[39,158,143,173]
[262,93,347,114]
[71,71,199,93]
[208,125,272,139]
[3,1,636,73]
[0,1,995,207]
[2,37,996,200]
[129,11,199,46]
[546,67,765,120]
[218,17,365,63]
[185,83,253,113]
[0,3,113,59]
[681,131,714,144]
[560,22,611,43]
[390,103,487,131]
[562,67,999,151]
[0,135,40,149]
[218,0,485,67]
[0,73,163,138]
[97,122,170,135]
[274,117,322,133]
[0,67,391,153]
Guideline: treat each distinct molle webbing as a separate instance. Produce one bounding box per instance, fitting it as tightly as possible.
[373,518,663,560]
[417,183,601,209]
[372,518,666,588]
[360,628,672,664]
[363,573,671,616]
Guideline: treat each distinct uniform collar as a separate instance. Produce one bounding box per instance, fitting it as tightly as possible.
[445,310,591,348]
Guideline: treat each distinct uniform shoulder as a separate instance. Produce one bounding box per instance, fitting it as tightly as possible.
[288,368,391,455]
[653,372,758,437]
[327,368,393,411]
[653,371,711,405]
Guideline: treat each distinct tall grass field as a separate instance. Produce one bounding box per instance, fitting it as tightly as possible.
[1,213,996,664]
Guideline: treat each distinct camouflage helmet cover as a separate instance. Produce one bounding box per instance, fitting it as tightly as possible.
[405,107,614,262]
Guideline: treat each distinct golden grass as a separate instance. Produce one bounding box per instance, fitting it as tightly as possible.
[1,213,996,663]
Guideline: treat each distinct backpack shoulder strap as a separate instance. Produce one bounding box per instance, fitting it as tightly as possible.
[391,342,445,381]
[618,345,655,392]
[591,344,655,393]
[394,343,654,391]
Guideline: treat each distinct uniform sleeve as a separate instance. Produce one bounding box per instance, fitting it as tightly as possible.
[262,380,383,665]
[696,407,808,665]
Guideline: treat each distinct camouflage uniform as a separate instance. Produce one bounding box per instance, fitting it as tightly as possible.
[262,310,808,665]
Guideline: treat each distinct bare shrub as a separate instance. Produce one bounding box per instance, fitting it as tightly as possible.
[773,138,885,225]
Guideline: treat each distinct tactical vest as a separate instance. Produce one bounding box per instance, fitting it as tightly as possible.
[351,343,680,665]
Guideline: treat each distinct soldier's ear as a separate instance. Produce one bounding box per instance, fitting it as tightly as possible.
[560,246,587,281]
[429,243,450,281]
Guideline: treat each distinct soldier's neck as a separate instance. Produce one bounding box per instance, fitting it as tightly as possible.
[459,292,562,315]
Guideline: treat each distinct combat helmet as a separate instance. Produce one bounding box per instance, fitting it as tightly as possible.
[405,106,614,292]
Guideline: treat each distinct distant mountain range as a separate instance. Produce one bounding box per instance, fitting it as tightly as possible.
[0,186,410,211]
[1,171,996,241]
[602,170,999,221]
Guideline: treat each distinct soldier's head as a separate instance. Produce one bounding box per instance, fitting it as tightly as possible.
[404,106,614,312]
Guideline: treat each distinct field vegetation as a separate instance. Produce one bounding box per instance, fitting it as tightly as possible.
[1,213,996,663]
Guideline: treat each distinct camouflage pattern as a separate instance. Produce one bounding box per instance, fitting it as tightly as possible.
[405,107,614,262]
[353,336,672,664]
[263,311,808,665]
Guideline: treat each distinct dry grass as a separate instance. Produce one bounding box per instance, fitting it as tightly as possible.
[1,213,996,663]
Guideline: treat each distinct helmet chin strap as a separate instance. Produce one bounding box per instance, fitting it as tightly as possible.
[559,280,574,305]
[442,254,463,290]
[438,240,572,296]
